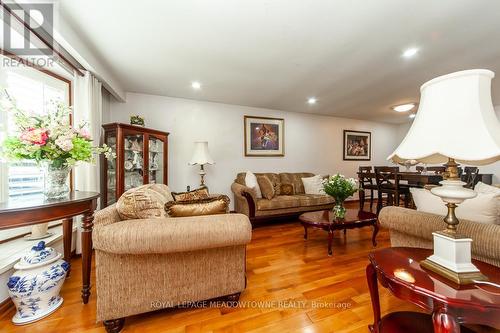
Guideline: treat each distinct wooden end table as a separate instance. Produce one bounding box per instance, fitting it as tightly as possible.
[299,209,378,255]
[0,191,99,304]
[367,247,500,332]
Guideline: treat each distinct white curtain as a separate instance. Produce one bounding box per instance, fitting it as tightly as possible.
[73,71,102,253]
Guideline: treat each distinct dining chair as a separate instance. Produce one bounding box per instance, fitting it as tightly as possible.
[358,166,377,212]
[463,166,479,188]
[374,166,410,214]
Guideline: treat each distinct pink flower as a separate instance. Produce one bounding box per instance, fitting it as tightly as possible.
[20,128,49,146]
[78,129,91,140]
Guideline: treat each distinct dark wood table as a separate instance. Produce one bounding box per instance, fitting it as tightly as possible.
[0,191,99,304]
[299,209,378,255]
[357,171,443,210]
[367,247,500,332]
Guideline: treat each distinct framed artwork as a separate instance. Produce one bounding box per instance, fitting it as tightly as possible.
[244,116,284,156]
[343,130,371,161]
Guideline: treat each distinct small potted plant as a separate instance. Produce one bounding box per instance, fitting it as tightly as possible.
[323,174,358,219]
[1,92,115,199]
[130,115,145,126]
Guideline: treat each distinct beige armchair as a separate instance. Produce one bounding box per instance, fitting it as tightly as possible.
[92,204,252,332]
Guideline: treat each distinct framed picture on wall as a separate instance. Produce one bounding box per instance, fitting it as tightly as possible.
[244,116,284,156]
[343,130,371,161]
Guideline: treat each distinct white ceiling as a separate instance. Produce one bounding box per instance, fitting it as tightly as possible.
[59,0,500,123]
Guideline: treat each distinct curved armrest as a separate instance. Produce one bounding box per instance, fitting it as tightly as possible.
[231,182,257,218]
[93,213,252,255]
[94,204,121,228]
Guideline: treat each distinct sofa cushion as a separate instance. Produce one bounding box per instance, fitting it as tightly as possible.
[116,184,173,220]
[279,173,315,194]
[302,175,325,195]
[256,195,300,211]
[165,195,230,217]
[245,171,262,198]
[410,187,500,225]
[171,187,209,201]
[280,183,295,195]
[257,176,275,199]
[295,194,334,206]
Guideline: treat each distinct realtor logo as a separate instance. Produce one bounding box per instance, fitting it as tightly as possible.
[2,2,54,56]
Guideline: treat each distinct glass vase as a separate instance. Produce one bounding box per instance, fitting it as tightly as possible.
[333,201,347,220]
[43,163,71,199]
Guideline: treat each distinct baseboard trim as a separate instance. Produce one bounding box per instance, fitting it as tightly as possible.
[0,297,14,319]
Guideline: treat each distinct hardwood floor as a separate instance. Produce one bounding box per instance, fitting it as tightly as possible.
[0,206,421,332]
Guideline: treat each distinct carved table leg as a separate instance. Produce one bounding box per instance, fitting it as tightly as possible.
[81,210,95,304]
[432,307,460,333]
[103,318,125,333]
[328,230,333,256]
[62,218,73,278]
[372,221,379,247]
[303,224,308,240]
[366,263,381,333]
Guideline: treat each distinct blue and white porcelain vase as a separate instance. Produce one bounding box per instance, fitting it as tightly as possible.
[7,241,69,325]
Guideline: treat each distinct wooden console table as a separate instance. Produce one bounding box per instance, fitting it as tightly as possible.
[367,247,500,332]
[0,191,99,304]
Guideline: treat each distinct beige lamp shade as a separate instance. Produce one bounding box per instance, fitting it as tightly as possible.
[388,69,500,165]
[189,141,214,165]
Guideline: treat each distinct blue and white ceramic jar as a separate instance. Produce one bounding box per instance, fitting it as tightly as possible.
[7,241,69,325]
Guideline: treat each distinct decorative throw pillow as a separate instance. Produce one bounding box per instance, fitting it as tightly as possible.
[280,183,295,195]
[302,175,325,195]
[474,181,500,195]
[410,187,499,225]
[116,184,173,220]
[172,187,209,201]
[245,171,262,198]
[164,195,230,217]
[257,176,275,200]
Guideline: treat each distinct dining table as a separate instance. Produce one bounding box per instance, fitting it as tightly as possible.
[357,171,443,211]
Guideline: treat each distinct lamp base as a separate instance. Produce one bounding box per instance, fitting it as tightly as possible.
[420,231,487,285]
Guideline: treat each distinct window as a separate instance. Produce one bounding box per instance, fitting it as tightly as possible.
[0,56,70,241]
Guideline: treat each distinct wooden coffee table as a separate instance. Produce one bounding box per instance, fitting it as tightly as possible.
[367,247,500,332]
[299,209,378,255]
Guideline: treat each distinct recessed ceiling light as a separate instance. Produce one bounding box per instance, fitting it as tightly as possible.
[402,47,419,58]
[191,81,201,89]
[307,97,317,105]
[392,103,416,112]
[409,114,416,119]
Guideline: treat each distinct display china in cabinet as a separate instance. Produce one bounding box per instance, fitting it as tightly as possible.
[101,123,169,207]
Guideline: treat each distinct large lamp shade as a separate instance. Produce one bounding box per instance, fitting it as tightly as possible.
[388,69,500,165]
[189,141,214,165]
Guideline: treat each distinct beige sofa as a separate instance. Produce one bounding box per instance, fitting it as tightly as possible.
[93,204,252,332]
[231,172,334,224]
[379,206,500,267]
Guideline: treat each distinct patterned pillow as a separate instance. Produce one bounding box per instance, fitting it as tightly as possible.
[172,187,209,201]
[116,184,173,220]
[280,183,295,195]
[257,176,275,200]
[164,195,230,217]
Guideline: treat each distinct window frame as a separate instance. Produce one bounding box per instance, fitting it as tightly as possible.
[0,51,73,243]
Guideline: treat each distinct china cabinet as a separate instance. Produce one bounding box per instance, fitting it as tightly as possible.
[101,123,169,207]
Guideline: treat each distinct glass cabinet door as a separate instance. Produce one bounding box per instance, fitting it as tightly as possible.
[149,136,164,184]
[106,133,117,205]
[124,133,144,191]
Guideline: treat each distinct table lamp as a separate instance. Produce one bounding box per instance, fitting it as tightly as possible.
[388,69,500,285]
[189,141,214,189]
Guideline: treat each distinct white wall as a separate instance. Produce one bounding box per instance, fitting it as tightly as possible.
[396,106,500,184]
[110,93,401,206]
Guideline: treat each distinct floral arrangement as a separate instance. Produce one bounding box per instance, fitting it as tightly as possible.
[1,91,114,169]
[130,115,145,126]
[323,173,358,203]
